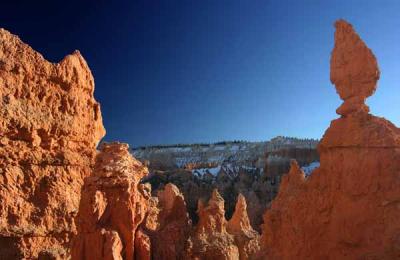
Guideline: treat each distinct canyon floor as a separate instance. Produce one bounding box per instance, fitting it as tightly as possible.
[1,19,400,260]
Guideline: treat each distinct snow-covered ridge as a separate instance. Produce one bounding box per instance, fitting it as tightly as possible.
[131,137,318,170]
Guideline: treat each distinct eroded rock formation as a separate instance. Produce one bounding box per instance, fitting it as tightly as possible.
[260,20,400,259]
[227,194,260,260]
[134,183,192,260]
[0,28,105,259]
[71,143,151,260]
[184,189,240,259]
[183,190,260,260]
[140,138,319,232]
[151,183,192,259]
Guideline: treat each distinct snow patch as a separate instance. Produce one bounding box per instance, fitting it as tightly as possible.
[301,161,320,176]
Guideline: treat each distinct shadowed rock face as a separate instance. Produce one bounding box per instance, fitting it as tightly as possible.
[135,183,192,260]
[0,28,105,259]
[260,20,400,259]
[184,190,260,260]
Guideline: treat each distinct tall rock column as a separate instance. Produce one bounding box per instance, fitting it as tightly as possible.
[71,143,151,260]
[227,194,260,260]
[0,29,105,259]
[152,183,192,259]
[185,189,240,260]
[260,20,400,259]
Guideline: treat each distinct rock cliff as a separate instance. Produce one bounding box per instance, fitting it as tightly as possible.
[0,28,105,259]
[260,20,400,259]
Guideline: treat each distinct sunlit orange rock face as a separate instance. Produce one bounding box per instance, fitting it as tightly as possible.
[0,28,105,259]
[71,143,151,260]
[260,20,400,259]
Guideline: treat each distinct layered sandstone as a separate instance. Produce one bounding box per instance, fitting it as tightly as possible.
[0,28,105,259]
[260,20,400,259]
[71,143,151,260]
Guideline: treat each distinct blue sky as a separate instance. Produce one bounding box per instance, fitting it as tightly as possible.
[2,1,400,146]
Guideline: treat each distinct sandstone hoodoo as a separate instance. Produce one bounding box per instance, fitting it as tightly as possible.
[142,183,192,260]
[0,28,105,259]
[71,143,151,260]
[227,194,260,260]
[260,20,400,259]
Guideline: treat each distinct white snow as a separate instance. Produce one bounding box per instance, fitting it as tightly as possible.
[301,161,320,176]
[192,166,221,176]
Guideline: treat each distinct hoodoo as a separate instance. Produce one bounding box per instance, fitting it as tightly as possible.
[71,143,151,260]
[260,20,400,259]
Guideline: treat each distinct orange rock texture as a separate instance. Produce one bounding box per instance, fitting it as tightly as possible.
[72,148,258,260]
[227,194,260,260]
[71,143,151,260]
[0,28,105,259]
[184,190,260,260]
[260,20,400,259]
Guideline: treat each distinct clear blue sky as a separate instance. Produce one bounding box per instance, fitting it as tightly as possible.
[1,1,400,146]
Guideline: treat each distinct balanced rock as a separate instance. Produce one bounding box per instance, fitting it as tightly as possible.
[260,20,400,259]
[330,20,380,116]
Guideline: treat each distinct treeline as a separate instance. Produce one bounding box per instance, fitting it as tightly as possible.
[270,136,319,142]
[132,136,320,151]
[133,140,253,150]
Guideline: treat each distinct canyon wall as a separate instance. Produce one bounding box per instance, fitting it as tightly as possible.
[260,20,400,259]
[0,29,105,259]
